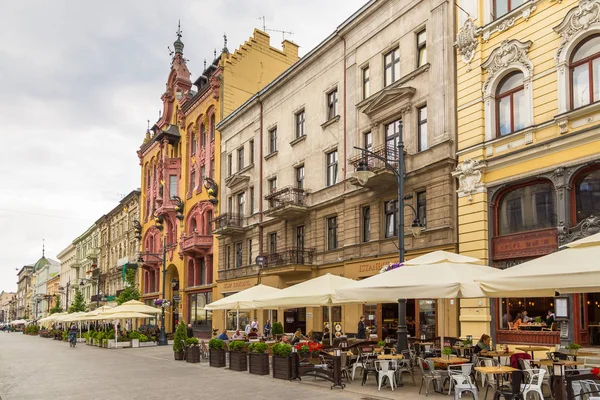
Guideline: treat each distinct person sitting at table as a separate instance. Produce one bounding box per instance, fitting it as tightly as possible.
[521,310,532,323]
[291,329,306,345]
[322,327,331,342]
[217,329,229,341]
[512,313,523,329]
[280,335,290,344]
[473,334,491,354]
[247,328,258,339]
[231,329,244,340]
[545,310,555,326]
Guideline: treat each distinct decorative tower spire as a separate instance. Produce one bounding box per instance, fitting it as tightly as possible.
[204,59,207,70]
[173,20,184,55]
[222,33,230,54]
[42,239,45,258]
[214,48,217,59]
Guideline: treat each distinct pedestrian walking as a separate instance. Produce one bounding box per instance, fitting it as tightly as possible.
[357,315,367,339]
[186,324,194,338]
[263,319,272,337]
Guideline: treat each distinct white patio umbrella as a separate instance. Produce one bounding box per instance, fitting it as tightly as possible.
[336,251,500,349]
[253,274,358,343]
[102,300,162,315]
[96,311,155,344]
[204,284,281,330]
[9,319,27,325]
[478,232,600,297]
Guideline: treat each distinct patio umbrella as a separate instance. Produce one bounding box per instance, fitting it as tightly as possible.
[335,251,500,348]
[102,300,162,315]
[204,284,281,330]
[253,274,358,343]
[96,311,155,344]
[478,232,600,297]
[9,319,27,325]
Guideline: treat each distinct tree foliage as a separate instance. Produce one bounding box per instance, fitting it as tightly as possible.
[49,296,62,314]
[116,269,141,305]
[68,288,86,313]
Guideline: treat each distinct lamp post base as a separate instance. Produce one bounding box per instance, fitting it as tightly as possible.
[158,327,168,346]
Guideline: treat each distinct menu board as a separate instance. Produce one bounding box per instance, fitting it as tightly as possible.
[555,297,568,319]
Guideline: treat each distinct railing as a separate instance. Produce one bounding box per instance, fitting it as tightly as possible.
[212,213,245,231]
[180,232,213,251]
[347,143,399,170]
[267,248,316,267]
[218,265,259,281]
[264,186,307,210]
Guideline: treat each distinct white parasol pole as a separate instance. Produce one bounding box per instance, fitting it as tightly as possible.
[440,299,445,353]
[236,309,240,331]
[328,302,333,346]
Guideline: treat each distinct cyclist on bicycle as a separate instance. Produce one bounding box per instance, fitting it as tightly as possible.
[68,324,77,347]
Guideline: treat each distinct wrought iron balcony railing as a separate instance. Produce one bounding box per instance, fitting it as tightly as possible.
[266,248,316,267]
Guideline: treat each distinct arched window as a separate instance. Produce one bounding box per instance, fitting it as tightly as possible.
[497,181,556,235]
[190,130,196,155]
[571,35,600,109]
[574,168,600,223]
[496,72,526,137]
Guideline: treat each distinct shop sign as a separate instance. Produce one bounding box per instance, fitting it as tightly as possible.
[354,259,395,276]
[222,279,254,292]
[492,228,558,261]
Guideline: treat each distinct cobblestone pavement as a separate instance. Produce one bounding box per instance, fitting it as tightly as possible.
[0,333,426,400]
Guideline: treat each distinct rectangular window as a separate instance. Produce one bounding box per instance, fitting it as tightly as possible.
[191,132,196,155]
[295,110,305,139]
[249,139,254,164]
[190,171,196,191]
[210,115,215,141]
[384,200,398,238]
[227,154,233,177]
[296,225,305,250]
[226,245,231,269]
[418,106,428,152]
[168,175,177,199]
[327,89,338,120]
[384,48,400,87]
[296,165,305,189]
[200,166,206,188]
[268,177,277,193]
[249,187,254,215]
[362,206,370,242]
[210,159,215,179]
[227,196,233,214]
[326,150,338,187]
[417,191,427,227]
[417,29,427,67]
[247,239,253,265]
[235,242,242,268]
[200,124,206,147]
[237,192,245,217]
[362,66,370,99]
[199,258,206,285]
[534,190,554,228]
[269,232,277,254]
[385,119,402,154]
[364,131,372,150]
[269,127,277,154]
[494,0,525,19]
[327,216,338,250]
[237,147,244,171]
[189,292,212,330]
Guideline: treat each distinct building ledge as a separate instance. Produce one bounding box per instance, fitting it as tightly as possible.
[264,151,278,161]
[289,135,307,147]
[321,115,340,129]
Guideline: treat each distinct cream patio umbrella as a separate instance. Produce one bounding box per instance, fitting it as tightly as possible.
[204,284,281,330]
[253,274,358,343]
[335,251,500,349]
[478,232,600,297]
[96,311,155,344]
[102,300,162,315]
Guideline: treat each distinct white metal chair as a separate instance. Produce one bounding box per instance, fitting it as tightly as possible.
[448,366,479,400]
[375,360,398,391]
[418,357,441,397]
[521,368,546,400]
[448,363,475,395]
[521,359,553,398]
[351,348,370,380]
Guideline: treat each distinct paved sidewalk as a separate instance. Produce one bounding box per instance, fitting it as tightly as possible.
[0,332,437,400]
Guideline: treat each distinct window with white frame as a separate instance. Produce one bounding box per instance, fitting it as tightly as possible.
[571,35,600,110]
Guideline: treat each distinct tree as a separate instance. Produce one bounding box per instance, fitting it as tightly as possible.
[49,296,62,314]
[68,288,86,313]
[116,269,141,305]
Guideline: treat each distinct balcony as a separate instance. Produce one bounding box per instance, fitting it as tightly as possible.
[347,143,400,189]
[212,213,246,236]
[218,265,259,281]
[180,232,213,256]
[264,186,309,219]
[261,248,316,276]
[86,248,100,260]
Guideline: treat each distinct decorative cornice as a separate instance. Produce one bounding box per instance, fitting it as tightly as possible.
[456,19,480,72]
[481,39,533,93]
[452,159,486,202]
[554,0,600,63]
[481,1,539,42]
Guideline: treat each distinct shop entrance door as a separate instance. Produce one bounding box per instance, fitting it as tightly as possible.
[580,293,600,346]
[283,308,306,334]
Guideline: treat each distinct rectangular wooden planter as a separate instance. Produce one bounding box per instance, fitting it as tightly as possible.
[272,355,293,380]
[497,330,560,345]
[248,353,270,376]
[229,351,248,371]
[186,346,200,363]
[209,349,226,368]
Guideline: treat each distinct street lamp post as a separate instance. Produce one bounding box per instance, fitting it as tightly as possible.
[138,236,168,346]
[59,280,71,311]
[80,273,102,308]
[354,142,424,353]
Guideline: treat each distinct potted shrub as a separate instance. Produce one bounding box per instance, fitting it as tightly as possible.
[186,337,200,363]
[462,338,473,347]
[272,322,284,340]
[534,316,543,324]
[129,331,144,348]
[442,347,453,360]
[208,338,226,367]
[228,340,248,371]
[173,321,187,360]
[272,342,294,380]
[565,343,582,356]
[378,340,392,355]
[248,342,270,375]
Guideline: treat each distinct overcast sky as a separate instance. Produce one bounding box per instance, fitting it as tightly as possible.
[0,0,367,292]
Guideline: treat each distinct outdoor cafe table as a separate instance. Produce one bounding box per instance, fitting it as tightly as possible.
[535,359,584,367]
[377,354,404,360]
[475,366,518,397]
[453,345,474,357]
[481,351,515,364]
[429,357,470,365]
[515,346,550,358]
[558,350,598,361]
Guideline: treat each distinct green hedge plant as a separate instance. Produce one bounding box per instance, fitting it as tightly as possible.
[228,340,246,352]
[271,322,284,336]
[208,338,225,350]
[185,337,199,347]
[248,342,269,354]
[272,342,292,357]
[173,321,187,353]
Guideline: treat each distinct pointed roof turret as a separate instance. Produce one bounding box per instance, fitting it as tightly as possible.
[173,20,184,55]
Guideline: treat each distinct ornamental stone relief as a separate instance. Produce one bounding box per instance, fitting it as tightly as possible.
[554,0,600,63]
[481,39,533,93]
[455,19,480,71]
[452,159,486,202]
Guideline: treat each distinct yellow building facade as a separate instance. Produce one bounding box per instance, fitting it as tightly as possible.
[137,27,298,336]
[456,0,600,345]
